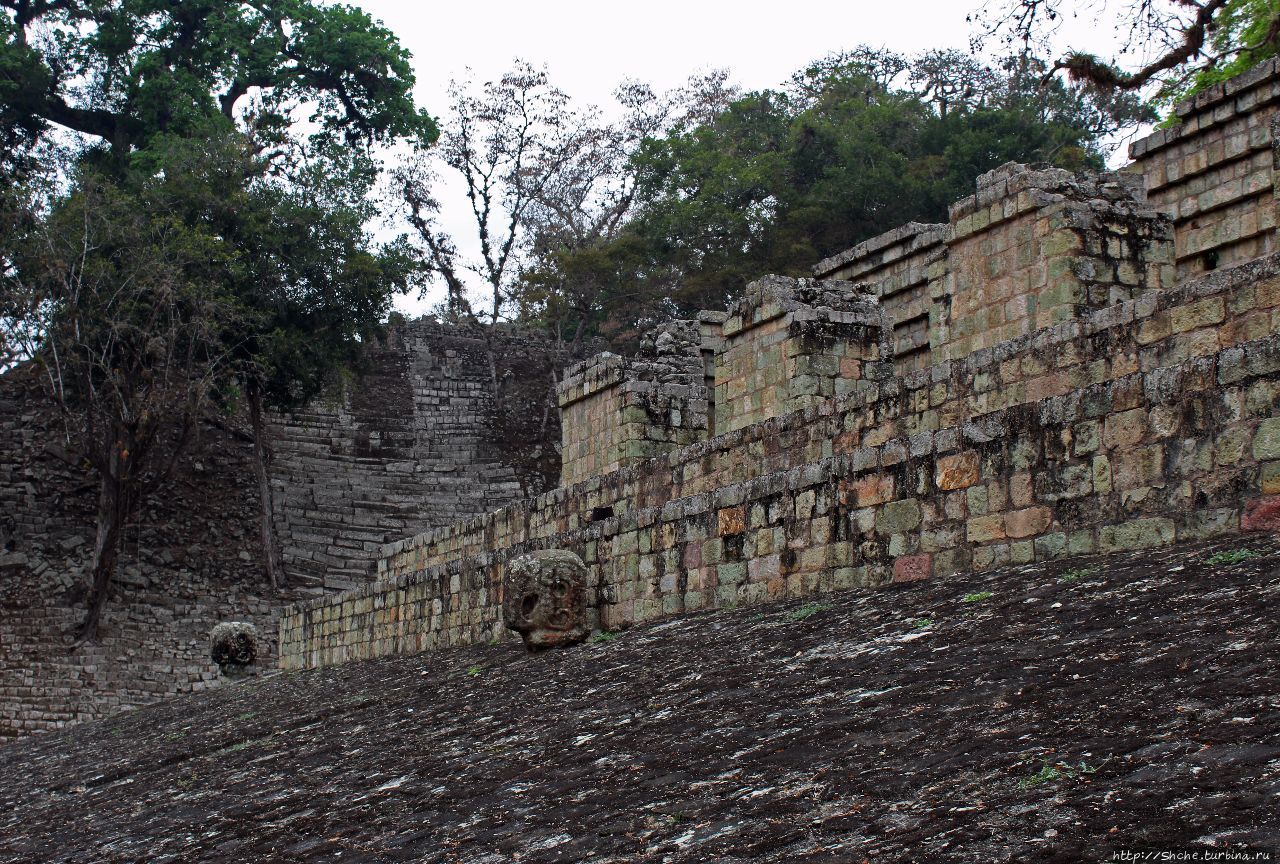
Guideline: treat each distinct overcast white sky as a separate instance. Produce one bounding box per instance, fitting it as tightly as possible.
[350,0,1127,315]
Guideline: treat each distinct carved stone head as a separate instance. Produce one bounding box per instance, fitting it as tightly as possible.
[503,549,590,651]
[210,621,258,677]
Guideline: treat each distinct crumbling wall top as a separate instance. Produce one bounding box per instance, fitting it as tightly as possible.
[557,320,704,409]
[813,222,947,280]
[949,162,1149,228]
[722,275,885,338]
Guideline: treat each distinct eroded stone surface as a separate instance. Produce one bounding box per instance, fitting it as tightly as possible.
[502,549,590,650]
[1,537,1278,863]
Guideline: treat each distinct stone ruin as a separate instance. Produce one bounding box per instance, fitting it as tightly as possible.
[9,61,1280,732]
[501,550,591,651]
[282,52,1280,670]
[209,621,258,678]
[279,60,1280,670]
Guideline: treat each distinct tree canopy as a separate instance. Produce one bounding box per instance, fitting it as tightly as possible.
[515,48,1148,351]
[969,0,1280,107]
[1,0,434,630]
[0,0,436,176]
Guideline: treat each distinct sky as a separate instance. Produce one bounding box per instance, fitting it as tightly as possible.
[349,0,1127,315]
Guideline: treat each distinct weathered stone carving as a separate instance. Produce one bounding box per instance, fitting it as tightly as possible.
[503,550,590,650]
[210,621,258,675]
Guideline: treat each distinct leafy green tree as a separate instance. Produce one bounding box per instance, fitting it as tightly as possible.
[4,161,250,639]
[138,130,418,589]
[2,0,434,630]
[1161,0,1280,104]
[530,49,1135,349]
[0,0,435,163]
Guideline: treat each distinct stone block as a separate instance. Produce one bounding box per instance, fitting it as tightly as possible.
[878,499,923,534]
[1004,506,1053,539]
[892,554,932,583]
[1103,408,1149,449]
[1098,518,1176,552]
[717,506,746,536]
[1252,417,1280,460]
[967,514,1007,543]
[1242,495,1280,531]
[936,451,980,490]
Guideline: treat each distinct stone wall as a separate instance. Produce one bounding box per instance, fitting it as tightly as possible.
[1128,59,1280,278]
[814,222,945,373]
[557,321,708,487]
[279,243,1280,669]
[934,165,1174,362]
[812,166,1176,370]
[0,369,298,737]
[0,320,549,737]
[713,276,892,434]
[268,321,536,589]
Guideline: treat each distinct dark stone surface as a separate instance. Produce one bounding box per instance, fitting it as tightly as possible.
[1,536,1278,862]
[0,366,295,738]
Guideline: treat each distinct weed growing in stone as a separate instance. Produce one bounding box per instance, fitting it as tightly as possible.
[783,602,832,622]
[1018,760,1097,789]
[1205,548,1260,566]
[466,665,482,677]
[912,618,933,630]
[1060,566,1099,583]
[961,591,993,604]
[590,631,620,644]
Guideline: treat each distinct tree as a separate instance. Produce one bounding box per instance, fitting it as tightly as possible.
[969,0,1280,105]
[397,62,583,325]
[2,0,433,630]
[516,72,738,352]
[557,47,1138,344]
[134,130,417,589]
[397,63,736,493]
[3,161,248,639]
[0,0,435,163]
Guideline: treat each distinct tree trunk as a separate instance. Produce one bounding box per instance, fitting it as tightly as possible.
[76,454,126,643]
[248,383,284,590]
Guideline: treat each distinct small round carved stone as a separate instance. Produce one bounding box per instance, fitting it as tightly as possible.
[503,549,590,651]
[210,621,258,670]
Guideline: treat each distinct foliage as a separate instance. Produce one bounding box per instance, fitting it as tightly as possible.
[962,591,994,603]
[536,48,1138,350]
[149,130,418,413]
[399,61,734,336]
[782,602,833,622]
[1,0,433,624]
[969,0,1280,109]
[397,63,736,492]
[1018,760,1097,789]
[3,159,250,638]
[1204,548,1261,565]
[1168,0,1280,105]
[1060,565,1100,582]
[0,0,436,166]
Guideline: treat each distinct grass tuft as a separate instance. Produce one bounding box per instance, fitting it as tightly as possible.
[782,602,832,622]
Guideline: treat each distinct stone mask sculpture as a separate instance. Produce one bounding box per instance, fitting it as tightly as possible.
[502,549,590,650]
